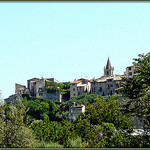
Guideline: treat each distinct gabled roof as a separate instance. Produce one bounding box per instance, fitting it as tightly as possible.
[70,104,85,108]
[71,80,81,84]
[15,83,26,87]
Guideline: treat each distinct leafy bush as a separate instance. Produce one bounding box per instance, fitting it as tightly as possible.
[38,141,64,148]
[66,136,85,148]
[0,99,38,148]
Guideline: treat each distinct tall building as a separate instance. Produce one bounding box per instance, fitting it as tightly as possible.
[104,57,114,76]
[125,65,135,79]
[91,57,122,96]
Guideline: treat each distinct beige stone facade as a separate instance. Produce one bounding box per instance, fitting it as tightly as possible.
[68,104,85,123]
[35,78,62,102]
[125,65,135,79]
[15,83,26,94]
[91,75,122,96]
[70,78,91,99]
[13,77,62,103]
[27,78,40,97]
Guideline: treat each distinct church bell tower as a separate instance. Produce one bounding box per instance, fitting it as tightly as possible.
[104,57,114,76]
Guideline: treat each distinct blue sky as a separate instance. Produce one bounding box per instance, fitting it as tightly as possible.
[0,3,149,99]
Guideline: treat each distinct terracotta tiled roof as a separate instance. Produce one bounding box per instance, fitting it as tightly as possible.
[71,80,81,84]
[71,104,85,108]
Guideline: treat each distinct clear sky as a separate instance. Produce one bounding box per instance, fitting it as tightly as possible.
[0,2,149,99]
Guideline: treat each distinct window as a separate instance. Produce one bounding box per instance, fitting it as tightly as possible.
[99,87,102,92]
[39,93,43,96]
[94,87,95,92]
[39,88,43,92]
[103,92,105,96]
[129,72,132,76]
[108,84,110,89]
[74,93,76,96]
[128,67,131,70]
[73,88,75,91]
[108,79,113,82]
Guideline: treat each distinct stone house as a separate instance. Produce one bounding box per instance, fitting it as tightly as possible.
[13,77,62,102]
[90,57,122,96]
[90,75,122,96]
[27,78,40,97]
[125,65,135,79]
[35,78,62,102]
[15,83,27,94]
[5,77,63,104]
[68,103,85,123]
[70,78,91,99]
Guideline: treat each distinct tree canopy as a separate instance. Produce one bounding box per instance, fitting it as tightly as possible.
[121,52,150,127]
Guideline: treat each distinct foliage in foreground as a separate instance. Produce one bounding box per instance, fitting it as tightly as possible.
[0,100,38,148]
[121,52,150,127]
[1,52,150,148]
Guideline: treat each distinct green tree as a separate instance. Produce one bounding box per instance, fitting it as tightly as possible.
[23,98,59,121]
[71,96,133,148]
[121,52,150,127]
[0,98,38,148]
[84,96,132,129]
[30,119,78,147]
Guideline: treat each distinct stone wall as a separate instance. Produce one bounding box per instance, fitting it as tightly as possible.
[35,79,62,102]
[91,77,120,96]
[15,83,26,94]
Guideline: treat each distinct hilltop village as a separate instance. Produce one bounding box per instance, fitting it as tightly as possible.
[4,57,137,124]
[5,57,135,104]
[2,54,150,148]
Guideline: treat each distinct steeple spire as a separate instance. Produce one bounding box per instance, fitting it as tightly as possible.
[104,57,114,76]
[106,57,112,69]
